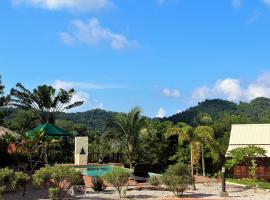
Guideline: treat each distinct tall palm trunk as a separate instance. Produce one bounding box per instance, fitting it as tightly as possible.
[201,144,206,177]
[127,143,133,168]
[190,147,196,190]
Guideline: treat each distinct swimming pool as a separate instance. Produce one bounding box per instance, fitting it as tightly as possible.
[80,165,113,177]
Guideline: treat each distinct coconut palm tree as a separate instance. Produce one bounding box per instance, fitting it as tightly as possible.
[166,122,199,190]
[194,125,218,177]
[9,83,83,123]
[106,107,147,168]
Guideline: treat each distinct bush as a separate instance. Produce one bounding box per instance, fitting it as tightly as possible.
[91,177,106,191]
[0,168,16,198]
[147,175,160,186]
[103,168,130,199]
[33,165,83,199]
[48,188,61,200]
[0,168,30,198]
[14,172,30,197]
[161,163,192,197]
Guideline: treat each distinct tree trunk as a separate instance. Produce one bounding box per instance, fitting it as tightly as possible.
[127,143,132,168]
[190,148,196,190]
[196,164,199,175]
[44,142,48,165]
[201,144,206,177]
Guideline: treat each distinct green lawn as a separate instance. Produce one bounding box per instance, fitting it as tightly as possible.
[227,178,270,189]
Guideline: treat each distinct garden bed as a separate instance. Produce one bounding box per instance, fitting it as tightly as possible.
[227,178,270,189]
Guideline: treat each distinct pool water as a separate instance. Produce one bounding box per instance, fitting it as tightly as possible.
[83,165,113,177]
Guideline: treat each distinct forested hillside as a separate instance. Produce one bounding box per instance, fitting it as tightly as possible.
[165,97,270,126]
[56,109,118,132]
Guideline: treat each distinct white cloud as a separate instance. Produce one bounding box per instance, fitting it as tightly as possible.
[192,73,270,103]
[192,78,242,102]
[192,86,212,101]
[52,80,121,90]
[156,107,166,118]
[176,109,182,113]
[59,32,75,45]
[232,0,243,9]
[245,73,270,101]
[162,88,180,98]
[12,0,112,12]
[60,18,138,51]
[215,79,242,101]
[262,0,270,6]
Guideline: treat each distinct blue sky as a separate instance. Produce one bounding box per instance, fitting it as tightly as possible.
[1,0,270,117]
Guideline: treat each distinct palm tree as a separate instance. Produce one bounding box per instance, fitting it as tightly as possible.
[194,125,217,177]
[9,83,84,123]
[166,122,199,190]
[106,107,147,168]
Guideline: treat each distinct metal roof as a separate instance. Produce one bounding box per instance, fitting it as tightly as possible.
[227,124,270,157]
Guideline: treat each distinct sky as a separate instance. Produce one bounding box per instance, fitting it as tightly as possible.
[1,0,270,117]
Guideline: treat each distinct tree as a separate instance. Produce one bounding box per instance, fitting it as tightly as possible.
[165,122,191,162]
[194,126,217,177]
[226,145,266,179]
[107,107,147,168]
[9,83,83,123]
[0,75,5,108]
[165,122,200,190]
[7,110,39,134]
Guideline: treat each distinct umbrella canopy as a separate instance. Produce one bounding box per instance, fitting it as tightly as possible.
[26,123,72,138]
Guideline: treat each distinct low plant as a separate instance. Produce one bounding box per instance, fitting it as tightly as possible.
[91,177,106,191]
[33,165,83,199]
[147,176,160,186]
[0,168,16,199]
[14,172,31,197]
[0,168,30,199]
[48,188,61,200]
[103,168,130,199]
[161,163,192,197]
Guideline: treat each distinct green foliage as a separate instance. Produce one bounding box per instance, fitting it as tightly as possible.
[33,165,83,199]
[103,168,130,199]
[147,175,160,186]
[227,178,270,189]
[48,187,61,200]
[106,107,147,168]
[0,168,16,196]
[91,177,106,191]
[14,172,30,197]
[161,163,192,197]
[9,83,84,123]
[226,145,266,178]
[0,168,30,198]
[6,109,39,134]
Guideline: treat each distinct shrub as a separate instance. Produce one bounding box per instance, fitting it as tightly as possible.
[14,172,30,197]
[0,168,16,198]
[103,168,130,199]
[161,163,192,197]
[33,165,83,199]
[0,168,30,198]
[48,188,61,200]
[91,177,106,191]
[147,176,160,186]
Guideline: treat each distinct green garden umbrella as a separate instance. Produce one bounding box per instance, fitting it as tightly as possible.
[26,123,72,138]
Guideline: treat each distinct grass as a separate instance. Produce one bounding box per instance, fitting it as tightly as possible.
[227,178,270,189]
